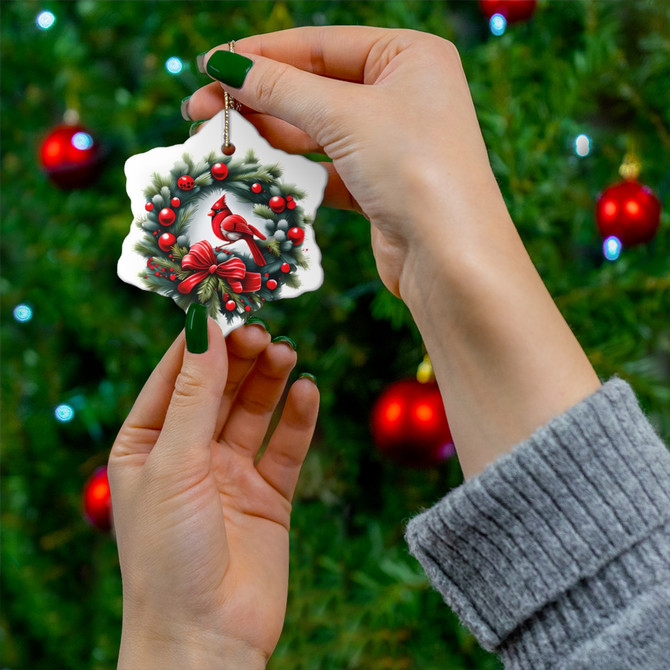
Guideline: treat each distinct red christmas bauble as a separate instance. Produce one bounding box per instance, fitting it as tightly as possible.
[40,123,102,189]
[287,227,305,245]
[281,262,290,273]
[225,300,236,311]
[251,182,263,194]
[171,197,181,208]
[287,200,297,210]
[596,180,661,247]
[266,279,278,290]
[158,207,176,226]
[211,162,229,180]
[479,0,537,22]
[371,379,454,468]
[269,196,286,213]
[177,175,194,190]
[82,466,112,531]
[158,232,177,251]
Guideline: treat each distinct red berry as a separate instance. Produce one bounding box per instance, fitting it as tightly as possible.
[225,300,236,311]
[177,175,194,190]
[158,232,177,252]
[145,202,154,212]
[245,305,251,312]
[171,197,181,208]
[281,263,290,273]
[170,274,176,281]
[158,207,176,226]
[287,200,297,210]
[287,227,305,245]
[267,279,278,290]
[211,162,229,180]
[251,182,262,194]
[269,196,286,213]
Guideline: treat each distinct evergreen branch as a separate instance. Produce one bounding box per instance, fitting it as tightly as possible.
[253,204,275,219]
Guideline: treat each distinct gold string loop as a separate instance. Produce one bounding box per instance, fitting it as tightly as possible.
[222,40,240,155]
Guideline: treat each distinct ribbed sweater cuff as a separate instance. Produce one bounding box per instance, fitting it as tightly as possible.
[405,378,670,659]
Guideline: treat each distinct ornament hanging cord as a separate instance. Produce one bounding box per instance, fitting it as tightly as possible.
[222,41,240,155]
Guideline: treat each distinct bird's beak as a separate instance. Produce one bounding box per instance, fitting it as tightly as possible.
[207,210,214,217]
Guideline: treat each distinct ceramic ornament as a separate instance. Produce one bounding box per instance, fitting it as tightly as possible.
[118,109,328,335]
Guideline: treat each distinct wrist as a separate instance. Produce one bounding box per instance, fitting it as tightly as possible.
[118,620,267,670]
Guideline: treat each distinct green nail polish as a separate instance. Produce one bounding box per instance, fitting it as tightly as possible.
[185,303,208,354]
[272,335,297,351]
[189,121,205,137]
[180,96,192,121]
[299,373,317,386]
[246,317,269,331]
[206,50,253,89]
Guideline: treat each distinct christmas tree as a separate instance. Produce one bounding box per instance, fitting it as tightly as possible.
[2,2,668,668]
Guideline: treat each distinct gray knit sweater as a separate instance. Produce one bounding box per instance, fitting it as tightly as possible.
[405,378,670,668]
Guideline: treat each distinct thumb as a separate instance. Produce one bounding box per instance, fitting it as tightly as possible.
[154,304,228,465]
[203,48,352,148]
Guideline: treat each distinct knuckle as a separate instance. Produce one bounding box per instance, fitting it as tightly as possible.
[254,62,292,110]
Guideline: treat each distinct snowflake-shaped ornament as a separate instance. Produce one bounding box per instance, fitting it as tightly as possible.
[118,109,328,335]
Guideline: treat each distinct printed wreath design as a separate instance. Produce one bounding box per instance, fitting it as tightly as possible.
[133,148,311,324]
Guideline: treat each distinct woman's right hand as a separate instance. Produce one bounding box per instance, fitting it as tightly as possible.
[186,27,505,299]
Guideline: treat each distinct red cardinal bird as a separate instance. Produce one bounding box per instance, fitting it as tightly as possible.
[209,194,267,266]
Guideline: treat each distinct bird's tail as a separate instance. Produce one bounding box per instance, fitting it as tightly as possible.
[246,238,267,266]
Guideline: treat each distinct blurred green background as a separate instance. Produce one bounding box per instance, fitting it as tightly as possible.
[1,1,668,668]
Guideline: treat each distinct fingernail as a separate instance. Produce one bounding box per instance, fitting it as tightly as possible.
[246,317,269,332]
[189,121,205,137]
[180,96,192,121]
[206,50,253,89]
[299,373,317,386]
[272,335,296,351]
[196,52,208,74]
[185,303,208,354]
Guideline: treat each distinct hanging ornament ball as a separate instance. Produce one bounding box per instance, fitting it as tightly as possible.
[266,279,278,290]
[370,379,455,468]
[158,207,176,226]
[211,162,229,180]
[170,197,181,208]
[251,182,263,194]
[596,180,661,247]
[177,175,194,190]
[40,123,102,189]
[287,227,305,245]
[82,466,112,532]
[158,232,177,252]
[479,0,537,23]
[269,196,286,213]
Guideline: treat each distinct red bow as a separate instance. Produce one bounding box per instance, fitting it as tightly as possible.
[177,240,261,295]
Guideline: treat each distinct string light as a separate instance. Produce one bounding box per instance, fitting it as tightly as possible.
[574,134,591,157]
[36,10,56,30]
[71,131,94,150]
[490,13,507,36]
[55,404,75,422]
[13,304,33,322]
[603,235,622,261]
[165,57,183,74]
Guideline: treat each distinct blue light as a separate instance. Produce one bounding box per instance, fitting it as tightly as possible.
[603,236,622,261]
[165,57,184,75]
[55,404,75,422]
[574,134,591,157]
[71,132,93,151]
[490,13,507,36]
[36,10,56,30]
[13,304,33,322]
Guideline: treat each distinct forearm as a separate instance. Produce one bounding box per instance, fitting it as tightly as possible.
[398,170,600,478]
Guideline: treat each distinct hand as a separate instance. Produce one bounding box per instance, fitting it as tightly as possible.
[108,321,319,669]
[187,26,499,298]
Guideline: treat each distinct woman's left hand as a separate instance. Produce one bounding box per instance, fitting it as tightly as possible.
[108,320,319,669]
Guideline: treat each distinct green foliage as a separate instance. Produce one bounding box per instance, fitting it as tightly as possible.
[2,1,668,669]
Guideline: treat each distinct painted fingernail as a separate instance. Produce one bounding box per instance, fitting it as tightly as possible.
[299,373,317,386]
[246,317,269,332]
[205,50,253,89]
[272,335,296,351]
[196,52,208,74]
[189,121,205,137]
[185,303,208,354]
[180,96,192,121]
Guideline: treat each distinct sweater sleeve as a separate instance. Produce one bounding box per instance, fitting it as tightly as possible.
[405,378,670,669]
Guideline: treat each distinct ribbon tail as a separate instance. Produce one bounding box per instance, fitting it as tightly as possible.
[239,272,261,293]
[177,271,209,294]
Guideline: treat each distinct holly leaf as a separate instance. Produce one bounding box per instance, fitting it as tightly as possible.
[197,275,217,303]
